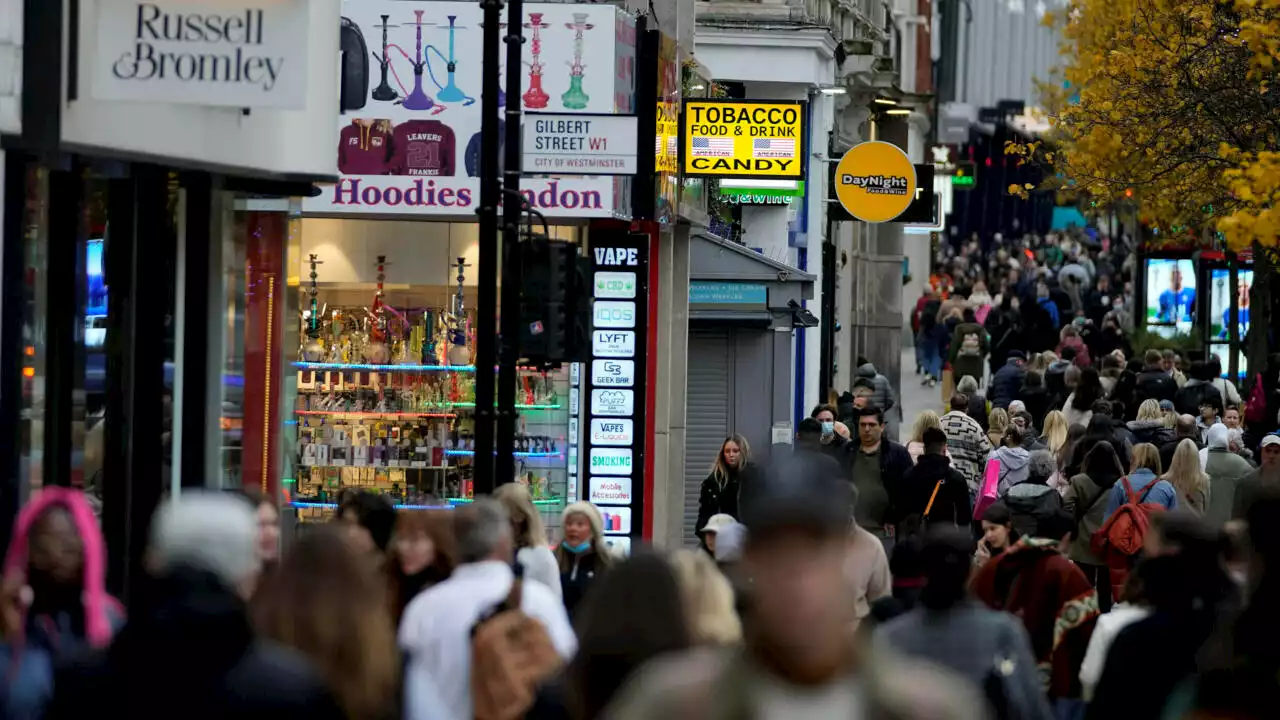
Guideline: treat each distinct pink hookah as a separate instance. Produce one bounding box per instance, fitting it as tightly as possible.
[523,12,550,108]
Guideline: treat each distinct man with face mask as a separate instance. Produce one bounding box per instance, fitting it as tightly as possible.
[605,455,983,720]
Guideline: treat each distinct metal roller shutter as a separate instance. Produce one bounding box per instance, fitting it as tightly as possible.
[684,330,732,546]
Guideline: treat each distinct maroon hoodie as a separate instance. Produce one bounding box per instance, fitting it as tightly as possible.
[338,121,393,175]
[389,120,457,177]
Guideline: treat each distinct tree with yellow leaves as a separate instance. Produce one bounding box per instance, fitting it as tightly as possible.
[1023,0,1280,378]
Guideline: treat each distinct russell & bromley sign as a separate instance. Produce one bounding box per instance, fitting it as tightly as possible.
[93,0,310,109]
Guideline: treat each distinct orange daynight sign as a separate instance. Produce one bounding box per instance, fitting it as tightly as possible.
[833,141,917,223]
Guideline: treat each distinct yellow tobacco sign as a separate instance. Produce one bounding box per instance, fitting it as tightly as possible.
[681,100,807,180]
[833,141,917,223]
[656,102,679,174]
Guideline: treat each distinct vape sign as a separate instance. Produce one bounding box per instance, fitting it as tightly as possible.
[585,229,649,542]
[592,359,635,387]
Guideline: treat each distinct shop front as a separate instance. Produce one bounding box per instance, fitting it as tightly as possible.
[681,233,813,545]
[292,0,637,546]
[0,0,340,595]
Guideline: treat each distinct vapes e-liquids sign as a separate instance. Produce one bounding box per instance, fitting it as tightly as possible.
[584,229,648,552]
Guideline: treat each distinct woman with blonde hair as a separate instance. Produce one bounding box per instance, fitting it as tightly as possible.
[254,526,400,720]
[556,501,615,618]
[1163,438,1210,515]
[695,434,758,532]
[987,408,1010,448]
[1042,410,1070,456]
[1127,398,1176,447]
[494,483,562,601]
[668,549,742,646]
[906,410,946,464]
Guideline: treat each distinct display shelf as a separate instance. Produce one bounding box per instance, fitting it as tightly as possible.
[295,410,458,419]
[291,501,453,510]
[444,450,563,458]
[446,496,564,506]
[294,361,476,373]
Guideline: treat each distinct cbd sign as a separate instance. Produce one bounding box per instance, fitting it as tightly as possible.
[594,271,637,299]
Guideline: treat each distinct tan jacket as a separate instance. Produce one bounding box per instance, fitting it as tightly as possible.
[603,646,986,720]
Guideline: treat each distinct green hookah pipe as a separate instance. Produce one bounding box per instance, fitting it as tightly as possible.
[307,254,324,338]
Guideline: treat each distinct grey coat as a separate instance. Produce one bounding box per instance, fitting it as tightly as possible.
[856,363,896,413]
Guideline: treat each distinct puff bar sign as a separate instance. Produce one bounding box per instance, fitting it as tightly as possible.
[585,229,649,540]
[681,100,807,180]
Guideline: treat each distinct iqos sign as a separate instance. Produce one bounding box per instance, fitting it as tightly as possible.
[93,0,310,109]
[593,301,636,329]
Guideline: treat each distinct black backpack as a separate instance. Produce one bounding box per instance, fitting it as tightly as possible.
[340,18,369,111]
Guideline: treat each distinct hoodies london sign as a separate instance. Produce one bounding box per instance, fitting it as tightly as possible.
[834,141,917,223]
[93,0,309,109]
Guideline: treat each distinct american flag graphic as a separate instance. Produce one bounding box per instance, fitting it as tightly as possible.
[666,136,677,155]
[752,138,796,158]
[691,137,735,157]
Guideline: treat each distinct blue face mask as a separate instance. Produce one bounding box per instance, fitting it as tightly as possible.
[821,421,835,435]
[562,540,591,554]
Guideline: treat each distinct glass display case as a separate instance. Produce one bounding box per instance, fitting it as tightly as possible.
[283,219,580,539]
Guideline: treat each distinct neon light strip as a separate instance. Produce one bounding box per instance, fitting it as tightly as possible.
[294,410,457,419]
[447,497,564,506]
[444,450,563,458]
[294,362,475,372]
[293,404,560,412]
[291,501,453,510]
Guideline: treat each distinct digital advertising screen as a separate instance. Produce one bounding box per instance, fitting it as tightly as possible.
[86,238,106,317]
[1209,268,1253,341]
[1145,258,1196,332]
[1208,344,1247,380]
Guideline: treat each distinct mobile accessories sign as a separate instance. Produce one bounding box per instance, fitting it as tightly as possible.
[522,113,639,175]
[833,141,917,223]
[681,100,807,180]
[584,228,649,545]
[93,0,309,109]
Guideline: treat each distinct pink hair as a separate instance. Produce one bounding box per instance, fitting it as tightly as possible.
[3,487,114,647]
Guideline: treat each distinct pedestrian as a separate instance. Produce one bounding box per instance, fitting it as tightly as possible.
[228,486,282,573]
[941,392,994,494]
[1126,398,1175,447]
[1057,325,1092,368]
[1208,356,1243,407]
[988,407,1010,447]
[974,502,1019,569]
[1105,443,1177,519]
[1064,441,1126,612]
[1078,562,1152,701]
[399,500,576,720]
[1108,368,1140,422]
[695,513,735,558]
[387,509,456,625]
[991,349,1028,409]
[254,526,401,720]
[1201,423,1255,526]
[695,434,757,533]
[848,406,913,553]
[1233,434,1280,519]
[1042,408,1070,456]
[1085,513,1235,720]
[1175,360,1223,417]
[47,492,344,719]
[877,527,1054,720]
[556,502,615,618]
[556,552,692,720]
[905,409,946,464]
[1160,414,1202,475]
[604,456,985,720]
[336,489,397,562]
[971,507,1099,716]
[958,375,989,430]
[495,483,562,600]
[1013,410,1049,451]
[917,288,944,387]
[897,427,971,530]
[668,549,742,647]
[1063,367,1104,428]
[1136,349,1178,406]
[1163,438,1211,517]
[1,488,123,719]
[949,310,989,387]
[854,357,897,419]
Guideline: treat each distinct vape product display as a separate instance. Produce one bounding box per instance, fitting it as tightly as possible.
[289,253,573,526]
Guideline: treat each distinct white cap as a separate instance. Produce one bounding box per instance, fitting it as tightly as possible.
[1262,434,1280,449]
[699,513,736,536]
[149,492,260,589]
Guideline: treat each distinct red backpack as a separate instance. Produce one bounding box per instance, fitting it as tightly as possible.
[1091,476,1166,598]
[1246,373,1267,424]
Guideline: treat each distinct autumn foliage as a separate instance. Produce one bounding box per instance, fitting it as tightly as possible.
[1016,0,1280,251]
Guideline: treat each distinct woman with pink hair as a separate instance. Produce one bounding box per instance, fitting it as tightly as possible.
[0,487,122,716]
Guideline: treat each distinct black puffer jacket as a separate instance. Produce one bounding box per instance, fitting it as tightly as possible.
[1174,380,1223,418]
[696,462,761,530]
[47,567,344,720]
[1136,367,1178,406]
[990,359,1026,409]
[1126,419,1175,448]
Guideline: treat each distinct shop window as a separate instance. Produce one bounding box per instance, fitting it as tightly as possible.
[286,219,582,542]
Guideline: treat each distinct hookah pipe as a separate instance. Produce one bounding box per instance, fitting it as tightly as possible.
[393,10,442,112]
[562,13,594,110]
[448,257,473,367]
[306,254,324,337]
[371,255,390,343]
[523,13,550,109]
[424,16,476,106]
[371,15,400,102]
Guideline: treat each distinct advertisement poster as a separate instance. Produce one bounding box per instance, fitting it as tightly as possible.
[1208,345,1247,379]
[1209,268,1253,341]
[681,99,807,180]
[1145,258,1196,331]
[307,1,634,217]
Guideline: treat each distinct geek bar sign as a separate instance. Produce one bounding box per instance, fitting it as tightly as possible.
[93,0,309,109]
